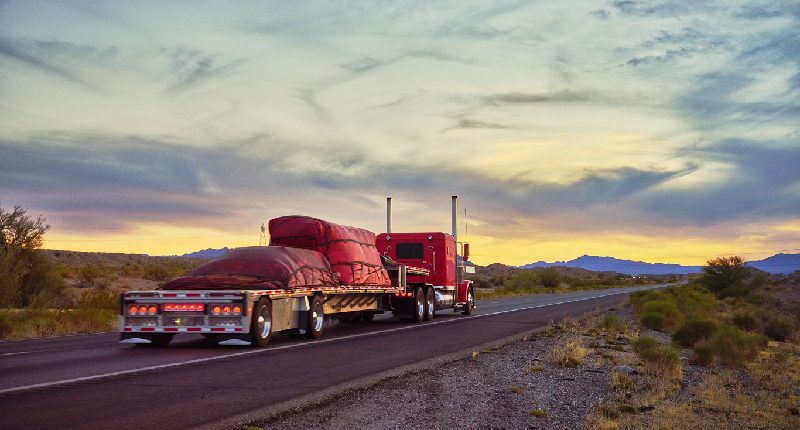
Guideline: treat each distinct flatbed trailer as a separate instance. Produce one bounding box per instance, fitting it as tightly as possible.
[119,196,474,347]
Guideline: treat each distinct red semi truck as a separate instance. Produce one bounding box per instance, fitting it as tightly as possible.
[119,196,475,346]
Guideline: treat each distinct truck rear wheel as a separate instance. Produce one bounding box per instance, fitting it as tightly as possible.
[306,295,325,339]
[461,287,474,316]
[424,287,435,321]
[251,298,273,347]
[411,287,425,323]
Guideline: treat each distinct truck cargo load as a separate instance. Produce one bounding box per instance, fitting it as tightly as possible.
[160,246,339,291]
[269,215,391,287]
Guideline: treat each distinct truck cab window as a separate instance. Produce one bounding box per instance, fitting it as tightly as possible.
[396,243,424,259]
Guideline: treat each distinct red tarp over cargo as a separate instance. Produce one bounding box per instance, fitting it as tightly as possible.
[160,246,339,290]
[269,216,391,288]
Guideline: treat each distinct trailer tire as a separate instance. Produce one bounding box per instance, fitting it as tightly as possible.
[152,333,174,347]
[461,287,474,316]
[424,287,435,321]
[251,298,273,347]
[360,312,375,323]
[306,295,325,339]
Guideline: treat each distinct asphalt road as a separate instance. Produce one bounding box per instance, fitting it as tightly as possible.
[0,284,667,430]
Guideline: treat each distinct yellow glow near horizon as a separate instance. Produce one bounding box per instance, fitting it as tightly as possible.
[45,224,259,256]
[44,221,793,267]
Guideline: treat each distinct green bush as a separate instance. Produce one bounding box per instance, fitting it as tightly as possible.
[538,267,560,288]
[693,341,715,366]
[640,300,682,330]
[697,325,767,367]
[732,311,758,332]
[763,315,797,342]
[597,314,626,337]
[672,319,717,347]
[641,311,666,330]
[632,335,681,375]
[632,335,659,359]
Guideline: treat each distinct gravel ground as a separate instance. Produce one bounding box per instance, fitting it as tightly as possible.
[253,314,626,430]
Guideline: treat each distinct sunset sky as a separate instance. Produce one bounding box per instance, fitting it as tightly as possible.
[1,1,798,266]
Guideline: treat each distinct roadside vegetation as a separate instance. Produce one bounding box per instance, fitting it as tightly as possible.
[0,203,205,339]
[471,265,672,300]
[586,256,800,429]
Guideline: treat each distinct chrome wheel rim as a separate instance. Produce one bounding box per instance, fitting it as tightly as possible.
[427,293,434,316]
[258,309,271,338]
[417,295,424,317]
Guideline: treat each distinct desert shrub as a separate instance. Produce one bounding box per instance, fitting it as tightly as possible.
[697,325,767,367]
[538,267,560,288]
[732,310,759,332]
[142,262,171,281]
[672,319,718,347]
[553,338,589,367]
[0,311,12,338]
[632,335,681,378]
[632,335,659,359]
[75,264,108,289]
[763,315,797,342]
[693,341,716,366]
[597,314,627,339]
[630,289,668,309]
[641,311,665,330]
[76,289,118,311]
[640,300,682,330]
[669,284,717,318]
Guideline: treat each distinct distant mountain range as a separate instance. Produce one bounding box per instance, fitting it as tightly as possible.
[177,247,231,259]
[521,253,800,275]
[174,247,800,275]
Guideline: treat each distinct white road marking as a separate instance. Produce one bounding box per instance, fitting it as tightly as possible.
[0,351,31,357]
[0,286,661,395]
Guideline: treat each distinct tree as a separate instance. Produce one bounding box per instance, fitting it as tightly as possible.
[700,256,751,298]
[1,204,49,251]
[0,204,65,307]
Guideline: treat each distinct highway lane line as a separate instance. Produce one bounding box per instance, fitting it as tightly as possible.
[0,286,661,396]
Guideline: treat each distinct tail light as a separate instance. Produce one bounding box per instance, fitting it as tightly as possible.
[162,303,205,312]
[128,304,158,316]
[211,304,242,316]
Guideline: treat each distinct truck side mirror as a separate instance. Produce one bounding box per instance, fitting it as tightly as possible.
[463,243,470,261]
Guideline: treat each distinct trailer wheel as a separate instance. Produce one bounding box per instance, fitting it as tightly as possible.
[152,333,174,347]
[461,287,474,316]
[306,295,325,339]
[424,287,435,321]
[359,311,375,323]
[251,298,273,347]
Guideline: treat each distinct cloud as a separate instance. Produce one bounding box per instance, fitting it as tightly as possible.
[484,90,596,105]
[452,118,509,129]
[162,47,246,95]
[0,38,100,91]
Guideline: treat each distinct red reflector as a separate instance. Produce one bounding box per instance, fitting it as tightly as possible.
[187,327,201,332]
[124,327,132,332]
[140,327,155,332]
[210,327,225,332]
[162,293,177,297]
[164,327,178,332]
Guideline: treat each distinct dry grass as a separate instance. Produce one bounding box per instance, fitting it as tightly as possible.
[553,338,589,367]
[529,409,547,418]
[510,386,524,394]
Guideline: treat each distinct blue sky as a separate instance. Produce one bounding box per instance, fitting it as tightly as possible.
[1,0,798,265]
